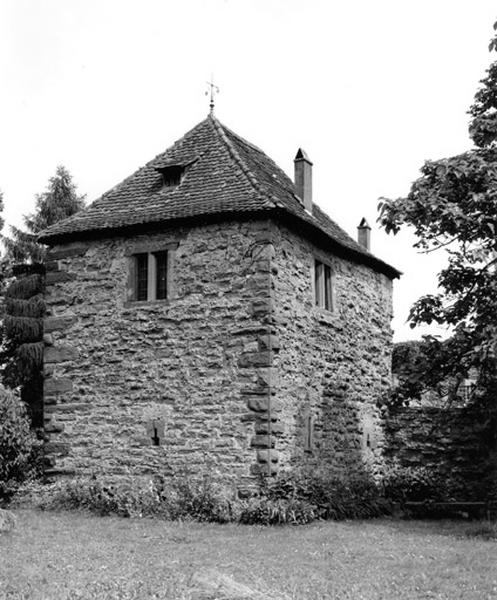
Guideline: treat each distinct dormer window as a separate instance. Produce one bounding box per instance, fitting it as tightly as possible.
[157,165,184,188]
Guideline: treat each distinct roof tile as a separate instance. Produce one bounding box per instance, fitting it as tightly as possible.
[39,115,400,278]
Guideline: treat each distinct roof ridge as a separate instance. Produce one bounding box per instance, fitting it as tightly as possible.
[210,116,276,209]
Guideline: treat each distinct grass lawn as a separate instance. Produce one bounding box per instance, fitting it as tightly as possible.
[0,510,496,599]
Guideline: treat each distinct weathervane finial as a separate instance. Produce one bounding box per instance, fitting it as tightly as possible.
[205,75,219,115]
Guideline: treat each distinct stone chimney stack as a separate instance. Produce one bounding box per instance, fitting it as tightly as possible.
[294,148,313,212]
[357,217,371,251]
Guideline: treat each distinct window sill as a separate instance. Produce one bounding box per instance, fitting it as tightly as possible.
[314,307,339,326]
[123,299,170,309]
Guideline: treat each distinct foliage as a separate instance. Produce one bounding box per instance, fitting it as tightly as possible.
[154,475,237,523]
[17,471,393,524]
[15,467,494,522]
[0,190,4,234]
[2,165,85,265]
[0,386,42,501]
[390,337,482,406]
[378,21,497,409]
[238,496,318,525]
[24,476,237,522]
[463,521,497,540]
[0,167,85,426]
[380,463,471,503]
[259,470,392,520]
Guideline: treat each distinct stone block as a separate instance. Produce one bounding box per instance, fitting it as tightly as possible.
[45,421,65,433]
[239,412,257,423]
[45,260,59,272]
[246,396,269,412]
[44,316,76,333]
[51,403,87,413]
[44,467,76,477]
[238,351,272,368]
[250,463,278,476]
[258,334,280,351]
[256,449,279,463]
[231,326,268,336]
[256,410,280,422]
[255,421,284,435]
[43,333,53,346]
[44,377,73,395]
[44,441,70,456]
[250,299,272,317]
[45,345,79,363]
[254,231,275,244]
[241,386,267,396]
[250,435,275,448]
[253,259,271,272]
[256,368,279,388]
[44,395,59,406]
[47,243,88,260]
[45,271,77,285]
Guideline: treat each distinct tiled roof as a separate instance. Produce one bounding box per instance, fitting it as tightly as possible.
[39,115,400,278]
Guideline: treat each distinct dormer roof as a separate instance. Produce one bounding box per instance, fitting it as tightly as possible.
[38,114,400,279]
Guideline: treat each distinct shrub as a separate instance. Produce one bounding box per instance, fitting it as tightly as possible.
[463,521,497,540]
[380,463,472,503]
[15,470,394,525]
[0,386,41,501]
[154,476,237,523]
[260,470,392,520]
[30,478,163,518]
[239,497,318,525]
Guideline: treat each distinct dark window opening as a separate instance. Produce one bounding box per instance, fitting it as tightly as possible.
[151,426,161,446]
[136,253,148,301]
[132,250,169,302]
[160,165,184,187]
[146,418,164,446]
[155,251,168,300]
[314,259,334,311]
[304,414,314,453]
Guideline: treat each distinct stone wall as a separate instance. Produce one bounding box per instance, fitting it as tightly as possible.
[43,216,396,489]
[267,222,394,478]
[44,219,277,490]
[385,405,491,495]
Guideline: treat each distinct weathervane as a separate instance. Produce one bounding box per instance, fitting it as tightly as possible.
[205,76,219,115]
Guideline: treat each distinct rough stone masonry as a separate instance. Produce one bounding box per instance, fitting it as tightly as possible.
[40,113,399,491]
[43,217,393,490]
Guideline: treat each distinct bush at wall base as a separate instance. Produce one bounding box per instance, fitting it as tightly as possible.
[0,386,42,503]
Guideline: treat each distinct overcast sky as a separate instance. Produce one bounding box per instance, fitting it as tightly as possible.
[1,0,496,341]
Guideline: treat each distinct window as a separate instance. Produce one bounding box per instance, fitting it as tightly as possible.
[303,413,314,453]
[130,251,169,302]
[458,381,475,402]
[314,259,334,311]
[146,419,164,446]
[136,253,148,301]
[158,165,184,188]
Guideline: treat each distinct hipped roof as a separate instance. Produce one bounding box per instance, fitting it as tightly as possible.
[39,114,400,279]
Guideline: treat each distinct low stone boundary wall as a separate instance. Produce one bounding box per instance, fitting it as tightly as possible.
[385,405,492,496]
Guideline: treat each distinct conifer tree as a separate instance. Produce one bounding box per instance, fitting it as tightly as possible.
[1,167,85,426]
[3,165,85,264]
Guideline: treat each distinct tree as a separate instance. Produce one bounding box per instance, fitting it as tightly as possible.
[3,165,85,264]
[0,166,85,426]
[378,22,497,406]
[0,190,5,234]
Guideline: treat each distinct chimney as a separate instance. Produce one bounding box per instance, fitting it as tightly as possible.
[357,217,371,251]
[294,148,313,212]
